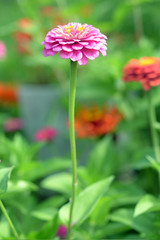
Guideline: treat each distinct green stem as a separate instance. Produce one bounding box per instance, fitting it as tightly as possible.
[147,90,160,163]
[67,60,78,240]
[0,200,19,240]
[131,0,144,43]
[147,90,160,196]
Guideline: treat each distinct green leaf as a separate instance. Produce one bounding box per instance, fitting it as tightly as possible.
[91,197,112,224]
[41,172,72,195]
[28,214,58,240]
[131,148,154,170]
[31,208,57,221]
[95,222,130,239]
[154,122,160,131]
[147,156,160,174]
[87,136,116,182]
[88,136,111,173]
[22,157,71,181]
[0,216,10,238]
[59,176,114,226]
[0,180,37,200]
[134,195,160,217]
[108,181,145,208]
[110,208,159,235]
[37,195,66,209]
[0,167,13,195]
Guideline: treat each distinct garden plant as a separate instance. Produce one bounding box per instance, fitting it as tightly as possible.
[1,1,160,240]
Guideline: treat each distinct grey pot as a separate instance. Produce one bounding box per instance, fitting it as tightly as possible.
[18,84,69,159]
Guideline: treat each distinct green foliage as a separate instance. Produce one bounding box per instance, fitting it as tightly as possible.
[1,0,160,239]
[41,172,72,195]
[28,214,58,240]
[134,194,160,217]
[59,176,114,226]
[110,208,160,239]
[0,167,13,196]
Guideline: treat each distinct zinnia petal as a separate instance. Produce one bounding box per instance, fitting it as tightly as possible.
[71,50,83,61]
[60,50,73,59]
[78,55,88,65]
[42,48,50,57]
[62,45,73,52]
[72,43,83,50]
[100,48,107,56]
[83,48,99,60]
[53,45,62,51]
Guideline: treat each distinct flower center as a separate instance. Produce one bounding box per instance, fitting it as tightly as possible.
[64,25,74,33]
[139,58,155,66]
[79,107,104,122]
[64,25,85,33]
[77,26,85,32]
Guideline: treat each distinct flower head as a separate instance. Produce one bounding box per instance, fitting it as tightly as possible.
[18,18,31,29]
[42,22,107,65]
[74,105,122,138]
[34,127,57,142]
[14,32,32,54]
[56,225,67,239]
[123,57,160,91]
[0,41,6,60]
[3,118,23,132]
[13,18,32,54]
[0,83,17,105]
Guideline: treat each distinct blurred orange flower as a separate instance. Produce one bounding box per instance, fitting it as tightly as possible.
[74,105,122,138]
[123,57,160,91]
[41,6,54,17]
[13,18,32,54]
[14,32,32,54]
[0,83,17,105]
[18,18,32,29]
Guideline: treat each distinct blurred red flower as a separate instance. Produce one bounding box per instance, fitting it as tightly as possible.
[13,18,32,54]
[3,118,23,132]
[34,127,57,142]
[74,105,122,138]
[41,6,54,17]
[0,83,17,104]
[14,32,32,54]
[123,57,160,90]
[56,225,67,239]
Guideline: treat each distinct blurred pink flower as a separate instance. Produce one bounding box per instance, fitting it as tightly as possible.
[34,127,56,142]
[42,22,107,65]
[3,118,23,132]
[0,41,6,60]
[56,225,67,239]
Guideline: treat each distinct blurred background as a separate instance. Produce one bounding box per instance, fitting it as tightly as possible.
[1,2,160,239]
[0,0,160,159]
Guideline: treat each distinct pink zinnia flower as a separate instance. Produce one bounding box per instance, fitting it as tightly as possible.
[0,41,6,60]
[56,225,67,239]
[34,127,56,142]
[3,118,23,132]
[41,22,107,65]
